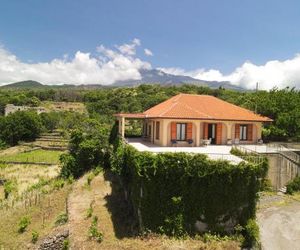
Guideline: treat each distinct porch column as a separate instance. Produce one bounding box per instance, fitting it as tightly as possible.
[227,122,232,143]
[161,120,168,146]
[121,116,125,138]
[195,122,201,146]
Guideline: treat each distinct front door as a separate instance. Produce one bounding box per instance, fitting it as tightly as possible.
[208,123,216,144]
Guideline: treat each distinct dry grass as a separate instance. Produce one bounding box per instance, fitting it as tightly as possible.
[0,164,60,197]
[0,184,71,249]
[0,145,33,156]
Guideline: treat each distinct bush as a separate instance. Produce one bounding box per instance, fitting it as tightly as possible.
[4,179,17,199]
[86,203,93,219]
[62,239,69,250]
[243,219,260,248]
[0,111,43,146]
[88,216,103,243]
[87,172,95,186]
[31,230,39,244]
[286,176,300,194]
[55,213,68,226]
[18,216,31,233]
[111,140,268,237]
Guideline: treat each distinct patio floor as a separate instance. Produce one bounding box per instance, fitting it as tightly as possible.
[126,138,244,164]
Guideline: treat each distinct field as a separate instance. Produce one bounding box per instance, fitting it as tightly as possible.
[0,142,68,249]
[0,184,71,249]
[0,149,63,164]
[0,164,60,199]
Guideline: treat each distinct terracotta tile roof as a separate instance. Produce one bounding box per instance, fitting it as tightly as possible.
[114,113,146,118]
[142,94,272,122]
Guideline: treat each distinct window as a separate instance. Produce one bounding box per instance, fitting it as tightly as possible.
[155,121,160,140]
[176,123,186,141]
[148,125,151,136]
[240,125,248,140]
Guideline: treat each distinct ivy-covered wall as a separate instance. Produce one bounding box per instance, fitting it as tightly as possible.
[111,138,268,237]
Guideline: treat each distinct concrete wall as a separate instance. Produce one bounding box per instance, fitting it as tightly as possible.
[266,153,300,190]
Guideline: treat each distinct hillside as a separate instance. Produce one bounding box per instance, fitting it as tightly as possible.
[1,80,45,89]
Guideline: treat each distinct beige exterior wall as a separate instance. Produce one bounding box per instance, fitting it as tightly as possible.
[118,116,264,146]
[145,119,263,146]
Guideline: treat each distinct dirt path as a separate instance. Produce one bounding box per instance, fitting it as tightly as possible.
[68,172,114,249]
[257,194,300,250]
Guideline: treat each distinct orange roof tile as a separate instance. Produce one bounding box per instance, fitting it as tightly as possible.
[115,94,272,122]
[142,94,272,122]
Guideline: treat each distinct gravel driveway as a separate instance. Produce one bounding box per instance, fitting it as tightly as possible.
[257,195,300,250]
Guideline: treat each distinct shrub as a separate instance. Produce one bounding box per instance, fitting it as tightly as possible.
[18,216,31,233]
[31,230,39,244]
[111,140,268,237]
[286,176,300,194]
[243,219,260,248]
[87,172,95,186]
[4,179,17,199]
[55,213,68,226]
[88,216,103,243]
[52,178,65,190]
[86,203,93,219]
[62,239,69,250]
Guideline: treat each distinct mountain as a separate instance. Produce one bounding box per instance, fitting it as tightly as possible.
[1,80,45,89]
[113,69,244,90]
[0,69,244,90]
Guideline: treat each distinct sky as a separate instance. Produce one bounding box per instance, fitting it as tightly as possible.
[0,0,300,89]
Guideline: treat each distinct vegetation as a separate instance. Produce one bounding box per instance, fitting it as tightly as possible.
[31,230,39,244]
[1,84,300,141]
[55,212,68,226]
[60,119,110,179]
[111,139,268,244]
[243,219,260,248]
[0,149,63,164]
[0,111,43,146]
[18,216,31,233]
[3,179,17,199]
[88,216,104,243]
[286,176,300,194]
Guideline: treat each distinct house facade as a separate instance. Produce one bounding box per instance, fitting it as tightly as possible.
[115,94,272,146]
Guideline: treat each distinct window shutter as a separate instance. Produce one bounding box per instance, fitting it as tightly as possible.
[235,124,240,139]
[187,123,193,140]
[204,123,208,139]
[216,123,222,144]
[171,122,177,140]
[247,124,253,141]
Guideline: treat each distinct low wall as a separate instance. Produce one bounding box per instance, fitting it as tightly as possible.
[266,153,300,190]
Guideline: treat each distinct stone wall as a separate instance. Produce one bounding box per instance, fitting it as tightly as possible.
[37,229,69,250]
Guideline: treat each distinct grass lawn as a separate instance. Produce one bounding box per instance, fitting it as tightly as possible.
[0,149,63,164]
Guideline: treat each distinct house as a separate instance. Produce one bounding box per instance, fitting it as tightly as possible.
[4,104,47,116]
[115,93,272,146]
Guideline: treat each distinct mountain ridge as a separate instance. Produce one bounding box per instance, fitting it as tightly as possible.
[0,69,244,90]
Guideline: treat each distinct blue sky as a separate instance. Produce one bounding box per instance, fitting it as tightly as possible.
[0,0,300,89]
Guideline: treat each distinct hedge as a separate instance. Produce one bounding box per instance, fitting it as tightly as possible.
[111,138,268,241]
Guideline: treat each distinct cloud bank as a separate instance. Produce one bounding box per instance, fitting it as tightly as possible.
[0,39,151,86]
[160,55,300,90]
[1,37,300,89]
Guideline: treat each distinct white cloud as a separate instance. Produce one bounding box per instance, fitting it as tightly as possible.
[144,48,153,56]
[160,54,300,90]
[117,38,141,56]
[0,40,151,85]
